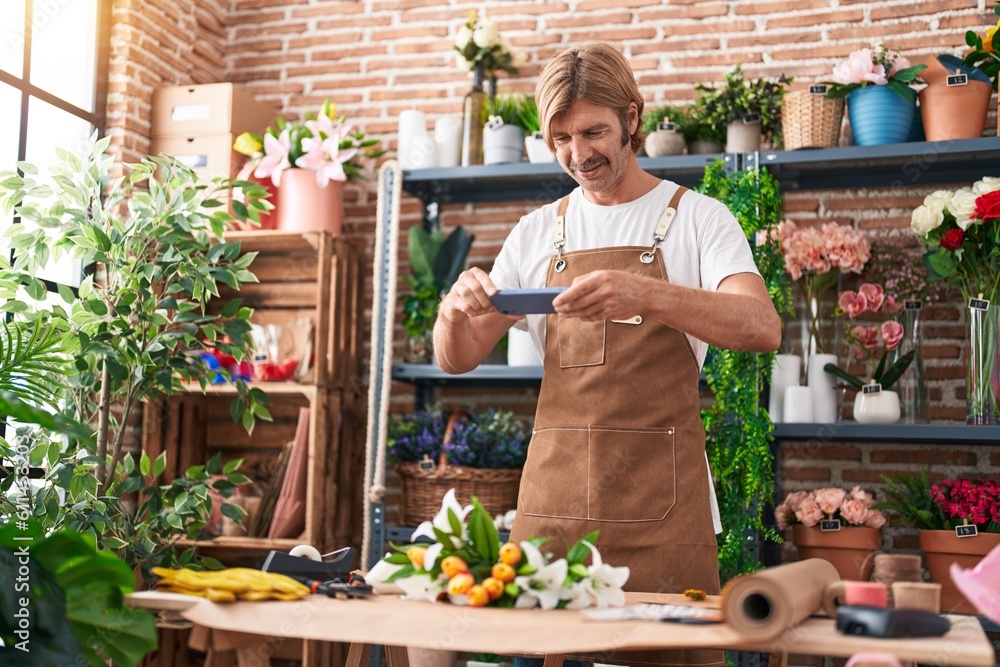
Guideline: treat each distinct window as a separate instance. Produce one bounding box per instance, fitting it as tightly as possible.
[1,0,111,440]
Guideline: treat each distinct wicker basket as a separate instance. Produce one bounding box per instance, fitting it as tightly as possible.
[394,408,522,526]
[782,89,845,150]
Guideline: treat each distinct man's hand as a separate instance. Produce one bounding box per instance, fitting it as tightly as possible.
[553,270,649,322]
[438,267,504,323]
[434,268,519,374]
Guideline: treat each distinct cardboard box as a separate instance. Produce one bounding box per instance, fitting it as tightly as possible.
[152,83,276,138]
[149,133,243,182]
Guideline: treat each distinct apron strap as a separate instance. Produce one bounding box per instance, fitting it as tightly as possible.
[641,185,688,264]
[552,195,570,272]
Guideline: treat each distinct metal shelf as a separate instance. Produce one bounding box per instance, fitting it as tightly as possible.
[401,153,736,205]
[772,422,1000,445]
[746,137,1000,191]
[386,526,509,544]
[392,363,543,387]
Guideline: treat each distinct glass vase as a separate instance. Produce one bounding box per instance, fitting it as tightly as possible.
[461,63,485,167]
[966,301,1000,425]
[893,301,929,423]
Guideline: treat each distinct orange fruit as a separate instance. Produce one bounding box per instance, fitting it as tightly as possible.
[498,542,522,566]
[481,576,504,601]
[407,546,427,569]
[466,584,489,607]
[491,562,516,583]
[440,556,468,578]
[447,572,475,596]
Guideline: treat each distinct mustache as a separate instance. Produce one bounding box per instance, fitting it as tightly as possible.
[570,156,607,171]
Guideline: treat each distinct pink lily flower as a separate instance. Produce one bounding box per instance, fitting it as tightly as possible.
[296,133,358,188]
[253,130,292,187]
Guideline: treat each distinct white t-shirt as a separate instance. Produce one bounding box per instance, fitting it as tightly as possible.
[489,179,761,535]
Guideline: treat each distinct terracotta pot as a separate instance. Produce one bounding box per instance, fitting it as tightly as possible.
[919,54,992,141]
[275,168,344,235]
[919,529,1000,614]
[793,524,882,581]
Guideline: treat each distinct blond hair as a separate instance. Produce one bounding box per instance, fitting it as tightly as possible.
[535,43,645,154]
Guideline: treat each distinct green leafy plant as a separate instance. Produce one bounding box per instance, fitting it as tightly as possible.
[641,104,689,136]
[517,95,541,134]
[482,93,525,129]
[0,136,268,577]
[964,2,1000,91]
[875,471,948,530]
[400,226,474,342]
[698,160,792,581]
[0,521,157,666]
[695,65,791,147]
[684,94,726,145]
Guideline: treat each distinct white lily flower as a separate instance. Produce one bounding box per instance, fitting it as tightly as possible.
[396,573,445,602]
[582,542,630,608]
[423,542,443,571]
[520,540,546,569]
[411,489,472,547]
[561,580,592,610]
[365,555,403,584]
[515,558,568,610]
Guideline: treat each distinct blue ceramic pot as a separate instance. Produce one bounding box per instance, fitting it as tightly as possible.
[847,85,915,146]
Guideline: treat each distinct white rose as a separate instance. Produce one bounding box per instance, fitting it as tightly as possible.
[950,188,979,230]
[923,189,953,216]
[473,22,499,48]
[972,176,1000,196]
[910,204,944,236]
[512,50,527,68]
[455,25,473,50]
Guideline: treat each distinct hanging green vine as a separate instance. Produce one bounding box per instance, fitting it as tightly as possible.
[697,161,793,582]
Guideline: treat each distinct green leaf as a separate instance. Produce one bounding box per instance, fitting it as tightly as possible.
[383,551,411,565]
[880,349,915,392]
[153,451,167,477]
[928,249,957,277]
[446,507,463,536]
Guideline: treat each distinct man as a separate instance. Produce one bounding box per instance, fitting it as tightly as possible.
[433,43,781,666]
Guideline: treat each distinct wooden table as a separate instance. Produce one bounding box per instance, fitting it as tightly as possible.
[127,591,995,667]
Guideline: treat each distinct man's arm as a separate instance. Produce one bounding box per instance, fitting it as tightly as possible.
[433,267,519,374]
[552,270,782,352]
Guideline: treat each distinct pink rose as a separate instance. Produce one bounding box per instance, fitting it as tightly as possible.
[866,63,889,85]
[881,320,904,350]
[784,490,810,513]
[858,283,884,312]
[840,498,870,525]
[833,48,876,85]
[814,487,848,515]
[865,509,887,529]
[795,496,825,527]
[775,502,792,531]
[849,485,875,507]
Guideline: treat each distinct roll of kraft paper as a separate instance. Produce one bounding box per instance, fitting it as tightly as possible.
[722,558,840,640]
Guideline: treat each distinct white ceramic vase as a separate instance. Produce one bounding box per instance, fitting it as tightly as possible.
[524,132,556,163]
[645,129,686,156]
[807,353,839,423]
[854,389,901,424]
[483,124,524,165]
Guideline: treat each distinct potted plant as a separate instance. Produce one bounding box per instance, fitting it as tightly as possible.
[0,137,269,583]
[387,406,529,526]
[964,1,1000,133]
[696,65,791,152]
[641,104,688,157]
[823,283,915,423]
[775,486,886,581]
[481,93,526,165]
[781,83,845,150]
[684,92,726,154]
[233,98,385,234]
[399,225,474,363]
[918,54,992,141]
[822,43,926,146]
[518,95,555,164]
[878,472,1000,614]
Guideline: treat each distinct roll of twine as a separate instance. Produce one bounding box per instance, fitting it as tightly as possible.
[872,553,924,606]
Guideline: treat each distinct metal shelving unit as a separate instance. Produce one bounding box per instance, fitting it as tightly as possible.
[772,422,1000,445]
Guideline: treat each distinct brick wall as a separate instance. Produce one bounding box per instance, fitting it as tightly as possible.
[105,0,1000,525]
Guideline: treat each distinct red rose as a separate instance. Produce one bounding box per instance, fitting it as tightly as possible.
[940,227,965,250]
[973,190,1000,221]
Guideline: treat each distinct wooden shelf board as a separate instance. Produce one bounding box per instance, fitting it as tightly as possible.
[179,381,319,398]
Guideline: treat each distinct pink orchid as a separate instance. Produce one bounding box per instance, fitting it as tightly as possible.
[882,297,905,315]
[839,290,868,317]
[295,133,359,188]
[858,283,884,312]
[254,131,292,187]
[881,320,904,350]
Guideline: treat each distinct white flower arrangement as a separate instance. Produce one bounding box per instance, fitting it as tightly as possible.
[367,489,629,610]
[454,10,525,76]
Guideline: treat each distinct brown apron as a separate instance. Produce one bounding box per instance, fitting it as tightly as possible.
[509,186,724,667]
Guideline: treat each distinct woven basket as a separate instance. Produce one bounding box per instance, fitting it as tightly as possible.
[782,89,845,150]
[394,408,522,526]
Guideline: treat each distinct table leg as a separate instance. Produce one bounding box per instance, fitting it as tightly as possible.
[385,645,411,667]
[542,654,566,667]
[346,643,373,667]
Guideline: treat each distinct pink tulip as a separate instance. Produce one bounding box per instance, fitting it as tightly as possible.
[881,321,904,350]
[858,283,885,312]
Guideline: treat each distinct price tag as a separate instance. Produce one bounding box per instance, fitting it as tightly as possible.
[809,84,828,95]
[820,519,842,532]
[863,383,882,395]
[485,115,504,131]
[969,297,991,311]
[742,113,761,124]
[253,353,268,362]
[956,524,979,538]
[904,300,922,310]
[658,121,676,132]
[532,131,544,140]
[946,73,969,87]
[418,455,436,472]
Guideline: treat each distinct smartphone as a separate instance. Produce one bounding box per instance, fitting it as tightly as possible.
[488,287,566,315]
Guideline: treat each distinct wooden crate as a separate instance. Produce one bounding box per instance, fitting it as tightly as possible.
[219,231,363,391]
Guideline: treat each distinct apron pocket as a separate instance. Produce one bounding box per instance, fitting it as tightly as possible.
[557,316,606,368]
[519,426,589,520]
[587,425,676,522]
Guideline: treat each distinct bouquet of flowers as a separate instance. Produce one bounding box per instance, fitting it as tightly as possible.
[234,99,384,187]
[772,220,871,353]
[454,10,526,76]
[964,1,1000,91]
[932,478,1000,532]
[367,490,629,610]
[823,282,914,391]
[775,486,886,531]
[910,177,1000,303]
[387,406,529,470]
[822,43,926,100]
